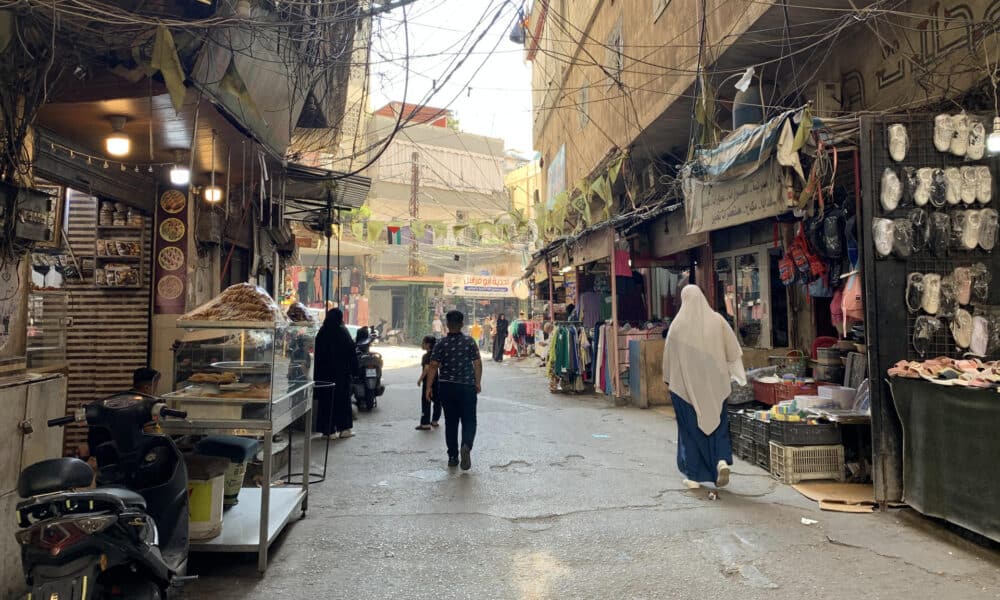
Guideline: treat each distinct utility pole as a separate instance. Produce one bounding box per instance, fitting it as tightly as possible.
[409,151,419,276]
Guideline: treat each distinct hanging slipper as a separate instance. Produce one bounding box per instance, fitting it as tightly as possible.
[976,166,992,204]
[934,113,954,152]
[888,123,909,162]
[945,167,962,205]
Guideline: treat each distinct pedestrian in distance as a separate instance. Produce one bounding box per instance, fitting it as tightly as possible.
[470,320,483,349]
[314,308,359,439]
[416,335,442,430]
[662,285,745,489]
[425,310,483,470]
[492,313,509,362]
[432,315,444,338]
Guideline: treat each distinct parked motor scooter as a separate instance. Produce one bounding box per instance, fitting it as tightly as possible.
[353,330,385,411]
[14,392,190,599]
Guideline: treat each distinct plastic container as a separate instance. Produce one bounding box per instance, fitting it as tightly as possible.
[769,442,845,484]
[185,455,229,540]
[769,420,842,446]
[195,436,261,508]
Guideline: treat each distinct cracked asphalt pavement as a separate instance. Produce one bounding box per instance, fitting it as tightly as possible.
[181,349,1000,599]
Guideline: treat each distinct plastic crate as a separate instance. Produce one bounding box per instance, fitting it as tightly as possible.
[769,442,845,484]
[747,418,769,445]
[729,412,746,438]
[752,380,819,406]
[769,420,842,446]
[754,440,770,471]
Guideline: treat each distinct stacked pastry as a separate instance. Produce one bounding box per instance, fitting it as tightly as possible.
[180,283,289,323]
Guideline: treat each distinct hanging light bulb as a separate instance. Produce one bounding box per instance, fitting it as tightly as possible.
[170,149,190,186]
[204,185,224,203]
[170,164,190,186]
[105,115,131,157]
[102,160,109,169]
[988,117,1000,154]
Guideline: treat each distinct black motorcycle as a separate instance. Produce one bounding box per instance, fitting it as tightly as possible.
[15,392,189,599]
[353,331,385,411]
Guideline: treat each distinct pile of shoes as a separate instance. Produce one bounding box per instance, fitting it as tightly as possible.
[906,264,992,354]
[888,356,1000,387]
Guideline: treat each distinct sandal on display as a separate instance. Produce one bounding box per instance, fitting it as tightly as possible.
[979,208,998,251]
[913,316,942,357]
[970,263,991,303]
[976,166,992,204]
[961,166,978,205]
[945,167,962,205]
[902,167,918,205]
[906,272,925,313]
[951,309,974,349]
[962,209,982,251]
[888,123,909,162]
[930,168,948,208]
[970,315,990,357]
[968,118,987,160]
[915,168,933,207]
[873,218,895,258]
[909,208,928,254]
[951,113,970,156]
[930,212,951,257]
[934,113,954,152]
[953,266,972,305]
[938,276,958,319]
[951,211,969,249]
[922,273,942,315]
[880,168,902,212]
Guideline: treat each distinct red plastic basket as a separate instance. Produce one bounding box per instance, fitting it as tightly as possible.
[752,380,819,406]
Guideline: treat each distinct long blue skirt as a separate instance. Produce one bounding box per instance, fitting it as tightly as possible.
[672,392,733,483]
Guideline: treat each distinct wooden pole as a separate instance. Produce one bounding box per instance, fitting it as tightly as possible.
[609,229,620,400]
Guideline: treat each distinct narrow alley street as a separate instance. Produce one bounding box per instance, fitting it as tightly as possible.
[181,355,1000,600]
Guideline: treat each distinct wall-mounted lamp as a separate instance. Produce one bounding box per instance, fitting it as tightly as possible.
[105,115,131,157]
[204,185,223,203]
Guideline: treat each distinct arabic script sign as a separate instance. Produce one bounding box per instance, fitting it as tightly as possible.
[443,274,526,299]
[683,159,786,234]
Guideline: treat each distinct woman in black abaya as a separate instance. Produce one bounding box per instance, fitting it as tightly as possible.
[313,308,359,438]
[492,313,509,362]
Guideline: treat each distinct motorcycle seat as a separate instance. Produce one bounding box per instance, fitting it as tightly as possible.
[97,487,147,509]
[18,458,94,498]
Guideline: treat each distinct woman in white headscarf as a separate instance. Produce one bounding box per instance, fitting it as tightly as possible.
[662,285,746,489]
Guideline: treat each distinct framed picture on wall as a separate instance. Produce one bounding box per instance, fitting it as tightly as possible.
[34,182,64,249]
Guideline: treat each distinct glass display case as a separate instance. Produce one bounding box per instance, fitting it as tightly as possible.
[26,292,68,372]
[164,320,314,429]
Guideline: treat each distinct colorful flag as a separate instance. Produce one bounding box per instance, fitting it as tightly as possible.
[387,226,401,245]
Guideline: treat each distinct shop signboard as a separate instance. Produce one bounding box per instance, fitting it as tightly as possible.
[546,144,566,210]
[153,188,189,314]
[683,159,786,235]
[651,209,709,258]
[443,274,527,299]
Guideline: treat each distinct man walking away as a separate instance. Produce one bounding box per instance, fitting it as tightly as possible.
[426,310,482,470]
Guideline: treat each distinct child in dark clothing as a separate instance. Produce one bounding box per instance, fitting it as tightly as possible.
[416,335,442,430]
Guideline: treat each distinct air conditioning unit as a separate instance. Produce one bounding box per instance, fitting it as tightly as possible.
[814,81,842,117]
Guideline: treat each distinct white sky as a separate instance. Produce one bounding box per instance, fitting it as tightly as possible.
[369,0,535,154]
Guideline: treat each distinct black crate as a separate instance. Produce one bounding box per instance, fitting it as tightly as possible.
[730,413,744,438]
[769,420,842,446]
[754,440,771,471]
[747,418,769,446]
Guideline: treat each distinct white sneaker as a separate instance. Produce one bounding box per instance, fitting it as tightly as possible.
[951,308,973,349]
[934,113,954,152]
[339,429,355,439]
[980,208,999,250]
[976,166,992,204]
[945,167,962,205]
[922,273,941,314]
[873,218,895,257]
[951,113,970,156]
[683,479,701,489]
[888,123,908,162]
[915,168,933,206]
[961,167,978,205]
[968,119,987,160]
[963,210,983,250]
[716,460,731,488]
[880,168,902,212]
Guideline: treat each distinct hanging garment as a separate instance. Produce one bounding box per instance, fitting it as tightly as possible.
[579,291,603,330]
[355,296,370,325]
